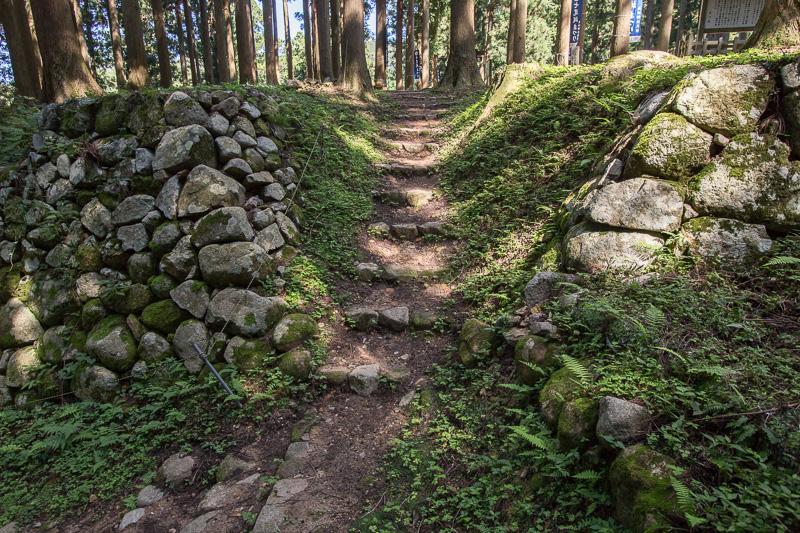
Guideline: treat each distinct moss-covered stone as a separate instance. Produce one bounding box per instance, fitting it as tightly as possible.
[149,274,178,299]
[38,326,68,364]
[409,311,439,330]
[127,252,157,284]
[140,300,188,334]
[82,298,109,329]
[86,315,139,373]
[0,265,25,301]
[100,283,153,315]
[27,271,80,326]
[456,318,495,368]
[6,346,41,388]
[264,153,282,172]
[539,366,586,429]
[557,398,599,451]
[271,313,318,353]
[100,237,130,270]
[76,237,104,272]
[273,245,297,266]
[627,113,712,181]
[514,335,560,385]
[71,364,120,402]
[223,336,273,371]
[95,94,131,136]
[609,445,678,532]
[278,347,312,380]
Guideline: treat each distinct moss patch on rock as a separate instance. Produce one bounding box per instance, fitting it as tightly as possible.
[141,300,188,334]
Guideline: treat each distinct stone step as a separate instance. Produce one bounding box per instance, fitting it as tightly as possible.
[343,306,442,332]
[377,162,436,176]
[385,141,436,154]
[394,126,433,137]
[373,188,434,207]
[367,221,453,240]
[354,261,449,283]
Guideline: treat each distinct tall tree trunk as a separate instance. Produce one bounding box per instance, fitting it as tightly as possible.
[309,0,318,78]
[656,0,673,51]
[24,0,44,90]
[506,0,516,63]
[330,0,340,79]
[183,0,200,84]
[302,0,313,77]
[0,0,37,98]
[589,0,601,63]
[236,0,257,83]
[200,0,214,82]
[421,0,429,87]
[70,0,91,69]
[674,0,686,53]
[555,0,570,65]
[512,0,526,62]
[151,0,172,87]
[438,0,482,86]
[404,0,414,88]
[272,0,279,81]
[30,0,102,102]
[214,0,231,81]
[610,0,631,57]
[375,0,387,87]
[642,0,655,49]
[263,0,279,82]
[121,0,151,88]
[340,0,371,94]
[175,1,189,84]
[745,0,800,49]
[315,0,333,79]
[106,0,127,88]
[82,0,98,77]
[395,0,403,89]
[283,0,294,78]
[224,0,237,79]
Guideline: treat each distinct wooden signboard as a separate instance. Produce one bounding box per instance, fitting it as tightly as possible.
[698,0,765,34]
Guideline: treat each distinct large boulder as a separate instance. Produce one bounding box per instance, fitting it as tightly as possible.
[137,331,174,363]
[626,113,712,181]
[86,315,139,373]
[784,89,800,156]
[176,165,246,218]
[681,217,772,267]
[37,325,69,364]
[278,347,312,380]
[173,320,209,373]
[254,224,285,253]
[688,133,800,230]
[585,178,684,232]
[456,318,495,367]
[600,51,676,88]
[205,288,287,336]
[160,236,198,281]
[71,364,120,402]
[539,366,585,429]
[27,270,80,326]
[111,195,156,226]
[5,346,41,388]
[198,242,275,287]
[0,298,43,349]
[164,91,209,127]
[191,207,254,247]
[271,314,317,352]
[223,336,272,371]
[562,222,664,273]
[349,363,381,396]
[170,280,211,319]
[522,271,577,307]
[514,335,560,385]
[140,300,188,334]
[609,445,678,532]
[81,199,114,238]
[557,398,598,452]
[153,125,216,173]
[596,396,650,449]
[672,64,773,137]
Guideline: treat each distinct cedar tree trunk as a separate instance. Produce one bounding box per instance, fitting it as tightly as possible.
[236,0,257,83]
[555,0,570,64]
[70,0,91,68]
[375,0,387,87]
[745,0,800,49]
[506,0,516,63]
[421,0,429,87]
[303,0,313,77]
[340,0,372,94]
[395,0,403,89]
[263,0,279,82]
[200,0,215,83]
[330,0,340,78]
[283,0,294,77]
[175,1,189,84]
[511,0,526,62]
[643,0,655,49]
[656,0,673,51]
[404,0,414,88]
[438,0,483,87]
[315,0,333,79]
[121,0,151,88]
[183,0,200,84]
[610,0,631,57]
[151,0,172,87]
[106,0,127,88]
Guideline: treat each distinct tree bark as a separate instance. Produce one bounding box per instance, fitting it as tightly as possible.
[0,0,36,98]
[656,0,673,51]
[555,0,570,65]
[272,0,279,81]
[340,0,372,94]
[183,0,200,84]
[30,0,102,102]
[438,0,482,87]
[745,0,800,49]
[315,0,333,79]
[404,0,414,89]
[310,0,319,78]
[200,0,215,83]
[330,0,340,79]
[106,0,127,88]
[395,0,403,89]
[121,0,151,88]
[421,0,429,87]
[214,0,231,81]
[375,0,387,87]
[82,0,98,77]
[70,0,91,69]
[224,0,237,80]
[506,0,516,63]
[175,1,189,84]
[674,0,686,53]
[303,0,313,78]
[284,0,294,78]
[24,0,44,91]
[151,0,172,87]
[263,0,279,82]
[643,0,655,49]
[236,0,257,83]
[511,0,526,62]
[590,0,601,64]
[610,0,631,57]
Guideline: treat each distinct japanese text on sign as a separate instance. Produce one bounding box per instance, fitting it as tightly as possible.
[569,0,583,45]
[702,0,765,32]
[629,0,643,43]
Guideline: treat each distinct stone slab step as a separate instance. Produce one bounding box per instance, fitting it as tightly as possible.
[354,261,449,283]
[377,162,436,176]
[344,306,442,332]
[385,141,434,154]
[367,221,453,240]
[373,188,434,207]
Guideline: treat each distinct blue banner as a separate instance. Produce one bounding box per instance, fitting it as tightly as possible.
[630,0,643,43]
[569,0,583,45]
[414,50,421,80]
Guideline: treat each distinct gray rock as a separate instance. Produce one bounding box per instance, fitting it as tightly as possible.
[233,130,257,149]
[69,158,105,188]
[367,222,390,237]
[112,195,156,226]
[27,271,79,326]
[35,162,58,188]
[215,136,242,162]
[406,189,433,207]
[243,148,265,172]
[38,325,68,364]
[156,453,195,484]
[75,273,103,301]
[138,331,173,363]
[672,64,773,137]
[262,183,285,202]
[142,210,166,233]
[135,148,154,174]
[45,243,74,268]
[378,307,409,331]
[349,364,381,396]
[198,483,251,513]
[164,91,209,127]
[222,158,253,178]
[253,505,285,533]
[198,242,275,287]
[177,165,246,217]
[597,396,650,448]
[627,113,712,181]
[150,221,183,257]
[562,222,664,273]
[119,508,145,531]
[633,91,669,125]
[275,212,300,244]
[155,176,181,220]
[239,101,261,120]
[97,136,138,166]
[254,223,285,252]
[160,235,198,281]
[153,124,216,173]
[136,485,164,507]
[56,153,71,177]
[179,512,219,533]
[271,313,317,352]
[257,136,278,154]
[782,90,800,156]
[5,346,40,387]
[171,280,211,319]
[233,117,256,139]
[523,271,577,307]
[205,112,230,137]
[215,96,240,119]
[205,288,287,336]
[274,167,296,185]
[223,336,271,370]
[71,364,120,402]
[355,262,380,282]
[391,224,418,239]
[117,224,149,252]
[0,298,43,349]
[781,59,800,93]
[417,221,450,236]
[345,307,378,330]
[585,178,684,232]
[216,453,253,482]
[191,207,254,247]
[681,217,772,267]
[86,316,139,373]
[81,199,114,238]
[252,210,278,233]
[46,178,74,205]
[244,171,275,190]
[529,321,559,339]
[173,320,209,374]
